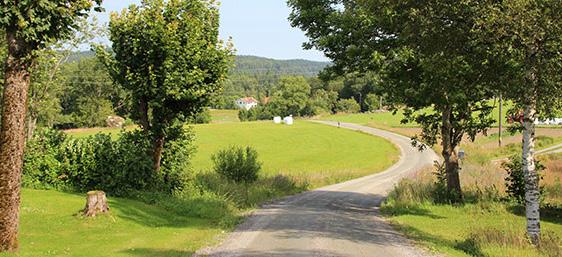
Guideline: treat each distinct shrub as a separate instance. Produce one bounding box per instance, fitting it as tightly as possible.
[503,155,544,204]
[23,129,68,189]
[23,128,194,196]
[238,106,274,122]
[189,108,212,124]
[364,94,382,112]
[335,98,361,113]
[212,146,261,184]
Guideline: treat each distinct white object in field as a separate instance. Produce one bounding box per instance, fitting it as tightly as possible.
[273,116,282,124]
[535,118,562,125]
[283,116,294,125]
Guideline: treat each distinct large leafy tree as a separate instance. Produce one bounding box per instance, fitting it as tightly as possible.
[97,0,232,172]
[61,56,124,127]
[0,0,101,252]
[269,76,311,116]
[289,0,498,200]
[27,17,107,136]
[475,0,562,244]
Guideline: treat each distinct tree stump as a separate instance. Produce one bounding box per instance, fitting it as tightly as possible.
[82,191,109,217]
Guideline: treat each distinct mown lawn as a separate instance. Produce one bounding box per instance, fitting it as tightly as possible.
[191,121,399,186]
[209,109,239,123]
[382,203,562,257]
[0,189,224,257]
[65,120,399,187]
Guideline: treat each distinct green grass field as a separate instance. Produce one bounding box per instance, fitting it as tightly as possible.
[0,189,223,257]
[191,121,399,186]
[322,110,415,128]
[209,109,239,123]
[10,115,399,257]
[65,120,400,187]
[321,100,515,129]
[382,203,562,257]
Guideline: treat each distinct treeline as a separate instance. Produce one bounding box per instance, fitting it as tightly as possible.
[218,71,385,119]
[237,75,384,121]
[233,55,328,76]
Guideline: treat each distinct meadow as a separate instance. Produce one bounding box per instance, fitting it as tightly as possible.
[191,121,399,186]
[66,110,400,187]
[0,189,224,257]
[5,111,401,257]
[364,108,562,257]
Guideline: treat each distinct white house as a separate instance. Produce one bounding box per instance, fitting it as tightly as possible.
[235,97,258,110]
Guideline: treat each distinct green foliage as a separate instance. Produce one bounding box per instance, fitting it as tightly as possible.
[74,97,114,127]
[475,0,562,116]
[238,106,274,122]
[233,55,328,77]
[335,98,360,114]
[503,155,545,204]
[269,76,312,116]
[186,108,212,124]
[22,130,68,189]
[60,56,125,128]
[212,146,261,184]
[364,94,381,112]
[304,89,338,116]
[96,0,233,152]
[23,128,195,196]
[27,50,65,130]
[0,0,102,52]
[289,0,501,197]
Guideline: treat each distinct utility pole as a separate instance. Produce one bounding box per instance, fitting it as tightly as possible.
[499,93,503,147]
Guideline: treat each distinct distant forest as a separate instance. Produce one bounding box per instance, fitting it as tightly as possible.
[68,51,329,77]
[59,51,374,118]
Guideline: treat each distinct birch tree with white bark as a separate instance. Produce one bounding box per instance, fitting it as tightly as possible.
[475,0,562,245]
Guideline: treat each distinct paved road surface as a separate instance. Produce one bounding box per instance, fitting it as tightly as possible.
[197,121,439,257]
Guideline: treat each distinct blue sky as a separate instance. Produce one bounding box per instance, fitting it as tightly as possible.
[96,0,328,61]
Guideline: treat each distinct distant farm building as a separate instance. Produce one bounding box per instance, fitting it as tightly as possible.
[235,97,259,110]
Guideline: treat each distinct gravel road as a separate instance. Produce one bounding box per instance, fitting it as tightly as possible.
[197,121,439,257]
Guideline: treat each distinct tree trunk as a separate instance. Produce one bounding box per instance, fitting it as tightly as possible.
[82,191,110,217]
[25,114,37,140]
[0,31,32,252]
[441,107,462,200]
[138,97,150,132]
[522,99,540,245]
[153,136,165,172]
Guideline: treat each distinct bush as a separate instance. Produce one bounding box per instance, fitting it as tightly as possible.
[23,128,195,196]
[503,155,544,204]
[212,146,261,184]
[238,106,274,122]
[335,98,361,113]
[23,129,68,189]
[189,108,212,124]
[364,94,382,112]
